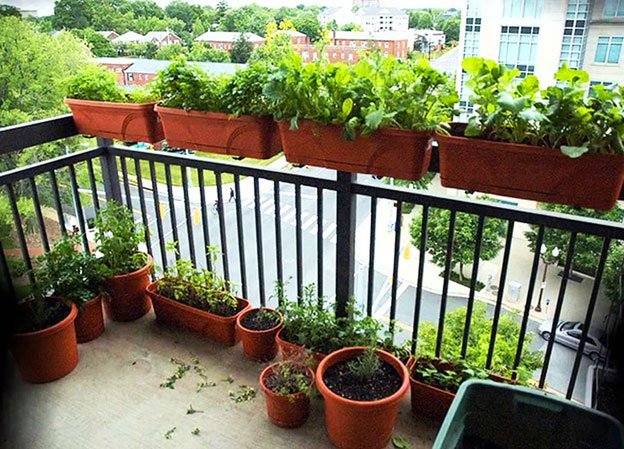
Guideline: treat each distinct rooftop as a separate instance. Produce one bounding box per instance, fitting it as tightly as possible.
[144,31,178,40]
[122,59,244,75]
[195,31,265,43]
[332,30,411,41]
[112,31,147,44]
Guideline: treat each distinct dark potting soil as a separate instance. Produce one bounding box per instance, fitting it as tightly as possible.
[14,302,71,334]
[459,435,504,449]
[323,359,402,401]
[241,309,280,331]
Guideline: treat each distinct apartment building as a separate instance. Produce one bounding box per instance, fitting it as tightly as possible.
[194,32,265,50]
[319,1,409,33]
[457,0,624,113]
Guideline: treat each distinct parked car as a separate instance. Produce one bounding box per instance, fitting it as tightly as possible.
[538,320,606,361]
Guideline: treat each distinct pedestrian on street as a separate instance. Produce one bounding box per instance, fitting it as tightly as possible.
[213,198,220,214]
[229,187,235,202]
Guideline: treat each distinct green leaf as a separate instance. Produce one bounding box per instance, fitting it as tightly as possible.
[392,436,412,449]
[560,145,589,158]
[290,116,299,131]
[497,92,526,113]
[518,109,546,122]
[365,110,384,130]
[462,57,484,75]
[342,98,353,117]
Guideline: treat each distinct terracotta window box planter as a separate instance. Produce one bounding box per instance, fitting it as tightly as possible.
[65,99,164,143]
[155,105,281,159]
[236,308,283,362]
[436,130,624,211]
[75,294,105,343]
[275,328,326,369]
[103,254,153,322]
[146,282,250,346]
[277,120,433,180]
[10,301,79,383]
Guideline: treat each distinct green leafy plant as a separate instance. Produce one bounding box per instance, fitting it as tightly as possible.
[346,347,382,381]
[94,201,147,276]
[164,427,176,439]
[65,65,157,103]
[229,385,256,403]
[264,51,458,139]
[412,356,488,394]
[264,360,314,398]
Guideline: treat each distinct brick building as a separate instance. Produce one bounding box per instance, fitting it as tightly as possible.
[194,31,265,50]
[144,31,182,47]
[93,57,140,85]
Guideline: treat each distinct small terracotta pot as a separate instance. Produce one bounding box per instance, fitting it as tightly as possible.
[74,295,105,343]
[65,99,164,143]
[316,347,410,449]
[10,302,79,383]
[259,363,315,428]
[103,255,153,322]
[436,131,624,210]
[155,105,281,159]
[278,120,433,180]
[147,281,250,346]
[236,308,283,362]
[275,328,326,368]
[409,376,456,421]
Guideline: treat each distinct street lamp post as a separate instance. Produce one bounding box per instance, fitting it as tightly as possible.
[535,244,560,312]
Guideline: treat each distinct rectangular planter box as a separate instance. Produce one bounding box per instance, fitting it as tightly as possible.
[146,282,250,346]
[65,99,164,143]
[155,105,281,159]
[277,120,433,180]
[436,131,624,210]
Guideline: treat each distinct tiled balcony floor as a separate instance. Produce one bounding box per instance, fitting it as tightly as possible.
[3,311,440,449]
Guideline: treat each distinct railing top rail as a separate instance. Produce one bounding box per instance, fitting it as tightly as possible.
[0,114,77,154]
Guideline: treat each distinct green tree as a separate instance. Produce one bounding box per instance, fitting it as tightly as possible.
[524,204,624,276]
[440,17,460,43]
[154,43,188,60]
[129,0,164,19]
[339,22,363,31]
[219,4,273,36]
[72,28,116,57]
[248,21,294,65]
[165,0,202,32]
[230,33,253,63]
[191,18,206,37]
[416,302,543,382]
[292,12,321,42]
[188,42,230,62]
[0,4,21,17]
[604,243,624,313]
[410,204,507,280]
[409,10,433,29]
[53,0,95,29]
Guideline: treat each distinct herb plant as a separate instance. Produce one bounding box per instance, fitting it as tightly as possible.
[264,52,458,139]
[346,347,382,381]
[411,356,488,394]
[66,65,157,103]
[264,360,314,398]
[94,201,147,276]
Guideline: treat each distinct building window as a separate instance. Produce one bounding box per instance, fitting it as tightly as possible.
[559,0,589,69]
[348,53,354,61]
[595,36,623,63]
[503,0,542,18]
[499,26,539,77]
[604,0,624,17]
[127,73,134,81]
[384,42,389,48]
[465,17,481,32]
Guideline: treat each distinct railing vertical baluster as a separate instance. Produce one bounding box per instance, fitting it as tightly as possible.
[461,215,485,359]
[180,165,196,266]
[486,220,515,369]
[335,172,356,318]
[86,158,100,211]
[295,183,303,299]
[197,169,210,269]
[97,137,122,203]
[165,164,180,261]
[539,232,577,388]
[254,177,266,306]
[411,205,429,354]
[389,201,403,334]
[234,174,248,299]
[133,159,153,257]
[68,164,89,253]
[273,181,284,304]
[366,197,377,317]
[0,238,16,301]
[149,161,167,270]
[49,170,66,236]
[119,156,133,209]
[29,177,49,253]
[317,187,324,302]
[566,237,611,399]
[215,172,229,281]
[436,209,457,358]
[512,226,545,379]
[6,184,34,283]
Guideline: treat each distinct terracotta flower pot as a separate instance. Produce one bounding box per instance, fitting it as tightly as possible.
[236,308,283,362]
[259,363,315,428]
[277,120,433,180]
[74,294,105,343]
[65,99,164,143]
[275,328,326,368]
[103,255,153,322]
[409,376,456,421]
[316,347,410,449]
[155,105,281,159]
[10,302,79,383]
[146,282,250,346]
[436,131,624,210]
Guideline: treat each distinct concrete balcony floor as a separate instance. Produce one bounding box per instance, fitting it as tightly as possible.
[3,311,440,449]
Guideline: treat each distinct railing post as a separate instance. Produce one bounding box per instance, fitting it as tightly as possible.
[335,171,357,318]
[97,137,122,203]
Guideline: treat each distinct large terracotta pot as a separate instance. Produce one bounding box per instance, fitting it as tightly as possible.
[146,281,250,346]
[65,99,164,143]
[277,120,433,180]
[103,254,153,322]
[316,347,410,449]
[259,362,315,428]
[436,131,624,210]
[155,105,281,159]
[275,328,326,368]
[74,294,105,343]
[236,308,283,362]
[10,302,79,383]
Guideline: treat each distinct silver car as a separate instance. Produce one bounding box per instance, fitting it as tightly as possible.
[537,320,606,361]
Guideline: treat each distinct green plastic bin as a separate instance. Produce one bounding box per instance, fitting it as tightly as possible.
[433,379,624,449]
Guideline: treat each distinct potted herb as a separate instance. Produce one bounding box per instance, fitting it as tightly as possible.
[409,356,488,421]
[236,307,283,361]
[264,52,457,180]
[34,234,107,343]
[95,201,153,322]
[146,253,250,346]
[65,65,163,143]
[152,58,280,159]
[437,58,624,210]
[316,346,410,449]
[259,359,315,428]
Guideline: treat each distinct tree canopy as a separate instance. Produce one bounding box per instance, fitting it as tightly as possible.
[230,33,254,63]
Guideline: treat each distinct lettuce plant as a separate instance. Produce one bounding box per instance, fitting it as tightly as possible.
[66,65,157,103]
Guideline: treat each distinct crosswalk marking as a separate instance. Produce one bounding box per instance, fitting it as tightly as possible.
[302,215,317,231]
[323,222,336,239]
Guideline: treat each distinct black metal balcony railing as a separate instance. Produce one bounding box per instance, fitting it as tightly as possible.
[1,114,623,403]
